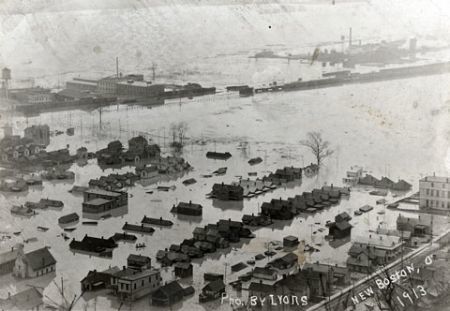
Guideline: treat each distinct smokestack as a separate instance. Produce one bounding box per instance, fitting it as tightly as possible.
[116,57,119,78]
[349,27,352,48]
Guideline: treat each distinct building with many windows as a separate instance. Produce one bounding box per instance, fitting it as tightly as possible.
[419,175,450,210]
[114,267,161,301]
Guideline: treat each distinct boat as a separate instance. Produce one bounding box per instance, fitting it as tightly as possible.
[354,210,363,216]
[13,231,21,236]
[82,221,98,225]
[25,201,46,209]
[248,157,263,165]
[377,210,385,215]
[182,178,197,186]
[136,242,146,249]
[206,152,232,160]
[59,213,79,224]
[248,172,257,176]
[37,226,49,232]
[213,167,227,175]
[157,186,176,191]
[64,228,76,232]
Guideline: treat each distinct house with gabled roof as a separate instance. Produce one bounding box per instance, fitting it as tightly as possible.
[13,245,56,278]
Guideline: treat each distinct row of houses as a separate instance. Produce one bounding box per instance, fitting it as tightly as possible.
[96,136,160,166]
[156,219,253,267]
[358,174,412,191]
[89,172,139,191]
[260,185,350,220]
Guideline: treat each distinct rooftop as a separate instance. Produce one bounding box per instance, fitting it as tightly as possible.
[84,189,124,197]
[354,233,402,250]
[25,247,56,271]
[116,267,159,281]
[84,198,111,206]
[420,175,450,183]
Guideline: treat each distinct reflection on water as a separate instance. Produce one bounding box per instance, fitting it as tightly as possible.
[82,205,129,220]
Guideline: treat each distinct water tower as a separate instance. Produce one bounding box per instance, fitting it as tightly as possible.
[2,67,11,99]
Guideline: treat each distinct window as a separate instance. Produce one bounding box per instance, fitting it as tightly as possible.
[426,189,429,195]
[141,280,144,286]
[134,284,136,290]
[436,190,440,197]
[431,182,434,187]
[431,190,434,196]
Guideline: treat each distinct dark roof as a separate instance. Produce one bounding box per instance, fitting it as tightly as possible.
[249,282,275,293]
[57,88,94,99]
[0,247,19,265]
[253,267,276,276]
[283,235,298,242]
[174,262,192,270]
[335,221,352,231]
[335,212,351,222]
[127,254,151,264]
[281,252,298,263]
[3,287,43,310]
[152,281,184,299]
[25,247,56,271]
[203,279,225,292]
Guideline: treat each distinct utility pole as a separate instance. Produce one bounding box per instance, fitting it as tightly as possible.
[224,262,228,282]
[116,57,119,78]
[151,63,157,81]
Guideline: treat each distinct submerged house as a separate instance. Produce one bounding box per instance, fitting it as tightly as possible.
[82,189,128,213]
[0,246,20,276]
[135,165,158,179]
[13,246,56,278]
[171,201,202,216]
[174,262,193,278]
[261,198,296,220]
[81,266,120,292]
[151,280,185,306]
[69,235,118,256]
[328,220,352,239]
[127,254,151,270]
[211,183,244,201]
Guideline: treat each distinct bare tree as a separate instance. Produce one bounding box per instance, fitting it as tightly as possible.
[170,121,189,149]
[300,132,334,167]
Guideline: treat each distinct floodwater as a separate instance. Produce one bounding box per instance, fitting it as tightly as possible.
[1,1,450,310]
[0,72,449,310]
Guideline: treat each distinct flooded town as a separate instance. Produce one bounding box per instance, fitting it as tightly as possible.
[0,0,450,310]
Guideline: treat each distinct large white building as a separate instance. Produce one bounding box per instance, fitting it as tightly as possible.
[419,175,450,210]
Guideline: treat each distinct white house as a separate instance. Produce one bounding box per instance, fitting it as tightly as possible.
[13,246,56,278]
